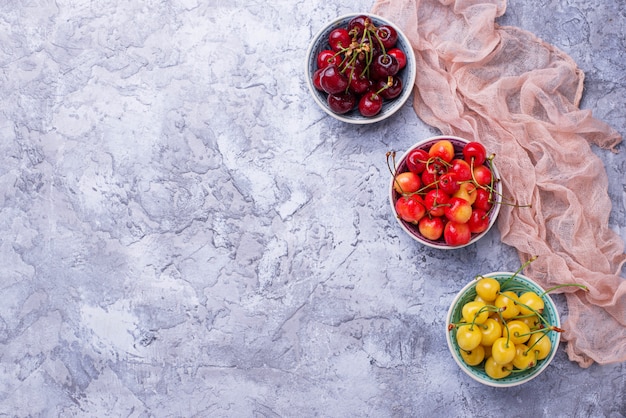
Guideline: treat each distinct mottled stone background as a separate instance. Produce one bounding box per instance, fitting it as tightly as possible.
[0,0,624,417]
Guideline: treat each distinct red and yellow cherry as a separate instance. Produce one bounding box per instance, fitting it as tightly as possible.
[438,172,460,195]
[428,139,455,163]
[418,216,444,241]
[473,188,494,212]
[502,320,531,345]
[423,189,450,217]
[527,332,552,360]
[421,164,441,189]
[473,164,493,187]
[395,194,426,223]
[443,220,471,246]
[393,171,421,194]
[444,197,472,223]
[475,276,500,302]
[462,141,487,166]
[491,337,516,365]
[453,182,477,205]
[456,325,483,351]
[449,158,472,182]
[406,148,430,174]
[468,208,490,234]
[484,356,512,379]
[460,344,485,366]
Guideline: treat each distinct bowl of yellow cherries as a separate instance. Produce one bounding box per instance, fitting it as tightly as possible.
[445,266,564,387]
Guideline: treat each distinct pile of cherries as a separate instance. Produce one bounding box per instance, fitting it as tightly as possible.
[312,15,408,117]
[390,139,499,247]
[449,271,563,380]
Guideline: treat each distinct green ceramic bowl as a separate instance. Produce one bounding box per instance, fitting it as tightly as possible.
[446,272,561,387]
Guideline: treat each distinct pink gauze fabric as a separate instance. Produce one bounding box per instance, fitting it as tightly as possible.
[371,0,626,367]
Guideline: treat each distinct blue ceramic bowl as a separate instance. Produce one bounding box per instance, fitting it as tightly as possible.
[305,13,417,124]
[389,135,502,249]
[446,272,561,387]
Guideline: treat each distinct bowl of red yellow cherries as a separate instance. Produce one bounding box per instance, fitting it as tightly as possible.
[388,136,503,249]
[445,260,580,387]
[305,13,416,124]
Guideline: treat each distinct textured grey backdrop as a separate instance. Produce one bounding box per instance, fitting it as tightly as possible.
[0,0,624,417]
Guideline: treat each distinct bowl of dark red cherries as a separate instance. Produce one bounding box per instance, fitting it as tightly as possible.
[305,13,417,124]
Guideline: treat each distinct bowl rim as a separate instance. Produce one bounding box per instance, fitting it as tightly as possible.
[389,135,502,249]
[445,271,561,387]
[305,12,417,124]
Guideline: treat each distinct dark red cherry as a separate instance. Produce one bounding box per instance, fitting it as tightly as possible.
[343,62,370,94]
[358,89,383,117]
[327,91,357,114]
[388,48,407,69]
[328,28,352,51]
[376,25,398,49]
[347,15,372,38]
[317,50,339,69]
[312,68,325,91]
[370,54,399,80]
[319,65,349,95]
[349,71,371,94]
[374,76,403,100]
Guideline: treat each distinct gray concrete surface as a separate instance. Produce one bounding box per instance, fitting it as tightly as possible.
[0,0,624,416]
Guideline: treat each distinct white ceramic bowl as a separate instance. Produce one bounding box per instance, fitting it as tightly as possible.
[305,13,416,124]
[389,135,502,249]
[446,272,561,387]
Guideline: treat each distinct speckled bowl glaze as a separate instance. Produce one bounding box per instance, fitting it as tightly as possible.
[446,272,561,388]
[389,135,502,249]
[305,13,417,124]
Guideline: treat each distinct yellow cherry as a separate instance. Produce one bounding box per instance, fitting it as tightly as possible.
[461,344,485,366]
[502,320,531,345]
[512,344,536,370]
[495,291,520,319]
[527,332,552,360]
[479,317,502,347]
[518,291,545,316]
[456,325,483,351]
[462,300,489,325]
[484,356,512,379]
[491,337,516,365]
[475,277,500,302]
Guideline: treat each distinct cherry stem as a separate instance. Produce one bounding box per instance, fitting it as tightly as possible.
[540,283,589,297]
[499,256,538,289]
[523,331,549,356]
